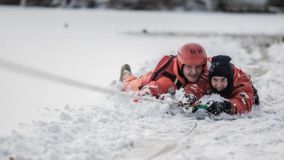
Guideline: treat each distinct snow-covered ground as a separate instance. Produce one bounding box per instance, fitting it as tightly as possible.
[0,6,284,160]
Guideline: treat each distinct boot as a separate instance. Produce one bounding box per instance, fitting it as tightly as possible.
[119,64,132,82]
[253,85,260,105]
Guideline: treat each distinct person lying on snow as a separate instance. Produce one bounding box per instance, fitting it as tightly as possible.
[193,55,260,116]
[119,42,211,106]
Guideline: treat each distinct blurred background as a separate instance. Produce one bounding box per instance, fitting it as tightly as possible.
[0,0,284,13]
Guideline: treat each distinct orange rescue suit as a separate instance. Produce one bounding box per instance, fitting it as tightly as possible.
[223,64,255,114]
[122,55,210,99]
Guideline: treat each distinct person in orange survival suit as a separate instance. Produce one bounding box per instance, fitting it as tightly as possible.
[194,55,260,115]
[119,42,211,105]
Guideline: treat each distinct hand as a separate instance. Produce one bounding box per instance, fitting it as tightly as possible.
[177,101,191,110]
[139,86,152,96]
[176,94,197,110]
[206,101,231,115]
[133,86,156,102]
[185,94,197,105]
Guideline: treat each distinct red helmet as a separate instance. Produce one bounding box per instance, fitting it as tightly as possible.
[177,43,207,67]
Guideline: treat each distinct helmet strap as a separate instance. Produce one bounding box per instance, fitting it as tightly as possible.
[177,62,187,82]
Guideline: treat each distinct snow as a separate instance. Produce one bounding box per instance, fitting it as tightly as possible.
[1,6,284,160]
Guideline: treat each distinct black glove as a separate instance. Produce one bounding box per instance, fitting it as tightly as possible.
[185,94,197,105]
[178,94,197,110]
[206,101,231,115]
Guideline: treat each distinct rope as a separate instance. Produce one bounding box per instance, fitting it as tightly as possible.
[0,59,179,105]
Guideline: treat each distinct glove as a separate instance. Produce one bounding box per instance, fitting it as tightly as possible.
[185,94,197,105]
[139,86,152,96]
[177,94,197,110]
[206,100,231,115]
[133,86,155,103]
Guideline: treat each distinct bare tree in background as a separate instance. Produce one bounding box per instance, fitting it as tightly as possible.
[60,0,68,7]
[20,0,26,6]
[0,0,283,12]
[58,0,96,8]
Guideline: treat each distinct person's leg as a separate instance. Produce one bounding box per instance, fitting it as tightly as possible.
[120,65,152,92]
[120,64,141,92]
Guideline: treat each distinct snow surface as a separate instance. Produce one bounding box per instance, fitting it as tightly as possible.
[1,6,284,160]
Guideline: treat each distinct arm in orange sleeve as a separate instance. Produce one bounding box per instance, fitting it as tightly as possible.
[228,82,254,114]
[184,77,210,100]
[140,77,174,97]
[184,84,205,100]
[227,66,255,114]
